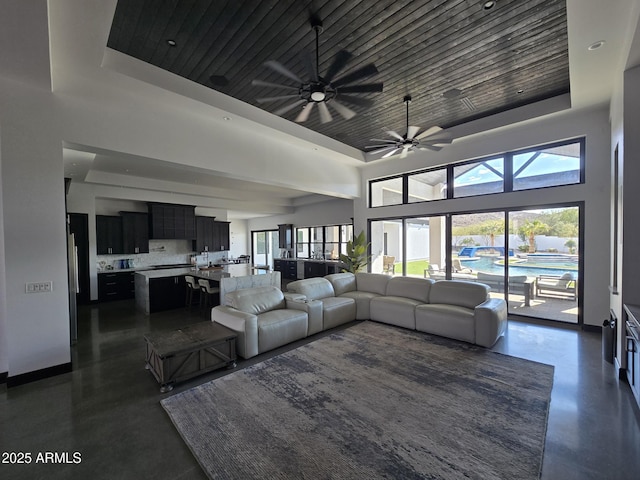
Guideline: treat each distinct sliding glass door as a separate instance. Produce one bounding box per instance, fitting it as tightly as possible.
[370,204,581,324]
[252,230,279,269]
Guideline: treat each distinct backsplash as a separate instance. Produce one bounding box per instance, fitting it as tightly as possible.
[97,239,229,271]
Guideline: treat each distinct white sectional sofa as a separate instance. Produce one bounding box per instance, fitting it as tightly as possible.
[212,272,507,359]
[303,272,507,348]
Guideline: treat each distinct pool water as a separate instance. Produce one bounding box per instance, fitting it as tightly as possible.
[460,255,578,278]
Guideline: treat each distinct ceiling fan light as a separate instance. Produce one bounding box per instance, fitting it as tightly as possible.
[311,91,326,101]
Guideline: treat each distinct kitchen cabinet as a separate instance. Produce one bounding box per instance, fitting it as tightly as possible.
[624,304,640,408]
[121,212,149,254]
[278,224,294,249]
[96,215,123,255]
[194,216,215,252]
[274,259,298,280]
[148,203,196,240]
[149,275,186,313]
[304,261,326,278]
[98,271,135,302]
[214,221,230,251]
[194,218,230,252]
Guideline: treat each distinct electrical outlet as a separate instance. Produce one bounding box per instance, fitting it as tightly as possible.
[26,281,53,293]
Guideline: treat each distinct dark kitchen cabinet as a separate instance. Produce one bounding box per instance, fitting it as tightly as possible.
[214,221,230,251]
[98,271,135,302]
[96,215,123,254]
[304,261,326,278]
[121,212,149,254]
[274,259,298,280]
[194,216,215,252]
[624,304,640,409]
[278,224,294,249]
[194,218,230,252]
[148,203,196,240]
[149,275,186,313]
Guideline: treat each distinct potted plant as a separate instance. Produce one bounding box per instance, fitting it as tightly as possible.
[339,230,370,273]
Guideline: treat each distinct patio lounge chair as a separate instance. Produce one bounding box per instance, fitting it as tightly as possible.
[382,255,395,274]
[536,272,576,300]
[452,258,473,274]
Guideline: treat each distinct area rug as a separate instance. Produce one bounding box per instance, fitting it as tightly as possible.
[161,321,554,480]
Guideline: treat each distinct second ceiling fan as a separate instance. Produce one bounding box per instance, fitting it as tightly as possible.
[252,16,383,124]
[366,95,453,158]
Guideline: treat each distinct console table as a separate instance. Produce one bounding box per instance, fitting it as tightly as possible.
[144,322,237,392]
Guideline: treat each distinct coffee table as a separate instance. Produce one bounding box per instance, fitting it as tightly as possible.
[144,322,237,392]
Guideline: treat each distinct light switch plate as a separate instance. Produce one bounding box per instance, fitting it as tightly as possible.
[26,281,53,293]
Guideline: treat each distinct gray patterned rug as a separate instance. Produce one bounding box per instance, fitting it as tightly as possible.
[161,321,553,479]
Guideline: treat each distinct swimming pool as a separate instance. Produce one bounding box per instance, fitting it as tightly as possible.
[460,255,578,277]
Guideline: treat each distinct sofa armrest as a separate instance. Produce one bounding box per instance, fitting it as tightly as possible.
[211,306,258,359]
[284,292,307,302]
[474,298,508,348]
[287,299,323,336]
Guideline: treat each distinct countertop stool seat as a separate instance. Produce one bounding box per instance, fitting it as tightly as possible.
[184,275,200,309]
[198,278,220,314]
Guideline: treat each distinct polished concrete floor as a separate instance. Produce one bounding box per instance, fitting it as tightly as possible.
[1,300,639,480]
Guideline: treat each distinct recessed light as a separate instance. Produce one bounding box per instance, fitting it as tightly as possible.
[483,1,496,10]
[223,116,231,121]
[167,39,177,47]
[517,89,524,94]
[588,40,605,51]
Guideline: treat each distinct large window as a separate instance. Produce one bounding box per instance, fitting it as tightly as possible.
[513,143,582,190]
[408,169,447,203]
[453,157,504,198]
[369,139,584,207]
[370,176,403,207]
[295,224,353,259]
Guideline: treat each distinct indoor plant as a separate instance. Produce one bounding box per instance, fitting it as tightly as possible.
[339,230,370,273]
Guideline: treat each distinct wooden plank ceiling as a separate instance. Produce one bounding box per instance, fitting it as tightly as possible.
[107,0,569,152]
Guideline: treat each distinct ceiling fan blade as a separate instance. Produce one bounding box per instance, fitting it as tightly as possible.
[332,63,379,87]
[367,146,398,155]
[386,130,404,141]
[382,148,402,159]
[421,133,453,144]
[273,99,306,116]
[256,94,301,103]
[416,125,443,140]
[330,100,356,120]
[407,126,420,140]
[417,144,443,152]
[364,143,395,149]
[337,94,374,108]
[323,50,353,83]
[264,60,303,84]
[296,102,315,122]
[251,79,299,91]
[370,138,397,143]
[318,102,333,123]
[301,51,318,82]
[400,148,410,159]
[338,83,384,93]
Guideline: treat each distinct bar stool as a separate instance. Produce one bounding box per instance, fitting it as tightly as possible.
[198,278,220,314]
[184,275,200,309]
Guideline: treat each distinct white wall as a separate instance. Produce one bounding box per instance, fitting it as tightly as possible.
[0,123,7,375]
[356,106,611,327]
[247,198,354,232]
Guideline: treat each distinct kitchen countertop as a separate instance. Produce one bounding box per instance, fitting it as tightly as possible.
[275,258,343,264]
[134,263,255,280]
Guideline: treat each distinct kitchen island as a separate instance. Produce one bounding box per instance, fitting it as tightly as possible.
[134,264,280,315]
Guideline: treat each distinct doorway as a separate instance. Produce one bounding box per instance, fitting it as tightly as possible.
[252,230,279,269]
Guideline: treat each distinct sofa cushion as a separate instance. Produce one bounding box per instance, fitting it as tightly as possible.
[385,276,433,303]
[340,291,381,320]
[415,304,476,343]
[257,309,308,353]
[325,272,356,296]
[355,272,390,295]
[287,277,336,301]
[225,286,285,315]
[429,280,489,309]
[370,296,422,330]
[320,296,356,330]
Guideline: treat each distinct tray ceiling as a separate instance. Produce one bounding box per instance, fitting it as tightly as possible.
[107,0,569,153]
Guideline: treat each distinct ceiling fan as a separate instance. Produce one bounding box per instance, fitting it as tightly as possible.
[365,95,453,158]
[252,16,383,124]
